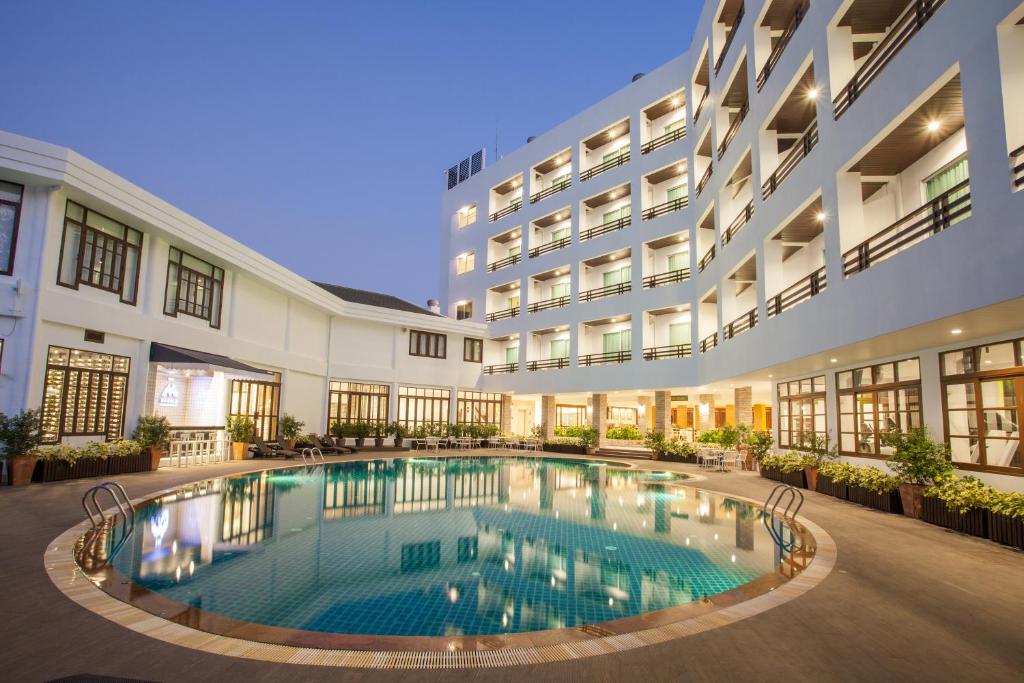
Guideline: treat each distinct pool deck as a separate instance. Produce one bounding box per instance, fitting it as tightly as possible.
[2,451,1022,682]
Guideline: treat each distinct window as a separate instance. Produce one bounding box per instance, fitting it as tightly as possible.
[838,359,922,458]
[463,337,483,363]
[556,404,587,427]
[777,375,826,449]
[456,390,502,425]
[926,155,969,202]
[57,201,142,305]
[602,206,630,225]
[549,173,570,187]
[39,346,130,443]
[229,373,282,441]
[456,204,477,228]
[455,301,473,320]
[455,251,475,274]
[942,338,1023,473]
[508,243,521,258]
[164,247,224,328]
[667,251,688,272]
[507,293,520,310]
[550,339,569,359]
[603,330,631,353]
[603,265,631,287]
[397,386,451,429]
[668,322,690,346]
[666,184,687,202]
[607,406,637,424]
[664,119,685,135]
[603,145,630,162]
[505,345,519,364]
[0,180,24,275]
[550,282,570,299]
[327,381,389,428]
[409,330,447,358]
[551,226,571,242]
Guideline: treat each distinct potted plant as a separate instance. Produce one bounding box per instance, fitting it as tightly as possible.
[922,475,990,538]
[0,410,43,486]
[987,489,1024,550]
[745,431,773,470]
[131,414,171,471]
[848,465,903,513]
[351,421,371,447]
[226,415,255,461]
[389,421,407,447]
[579,427,598,455]
[882,427,953,519]
[278,414,305,449]
[643,431,668,460]
[371,422,385,447]
[329,420,346,446]
[801,433,838,491]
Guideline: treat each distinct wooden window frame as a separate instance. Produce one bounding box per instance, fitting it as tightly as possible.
[39,345,131,444]
[229,373,282,441]
[776,375,826,450]
[837,358,923,459]
[455,301,473,320]
[327,381,390,429]
[0,179,24,276]
[556,404,587,428]
[164,246,224,328]
[463,337,483,363]
[456,390,502,425]
[409,330,447,359]
[397,385,451,430]
[56,200,142,305]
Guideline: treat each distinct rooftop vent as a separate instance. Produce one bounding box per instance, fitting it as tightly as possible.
[427,299,441,314]
[527,136,537,143]
[632,72,645,82]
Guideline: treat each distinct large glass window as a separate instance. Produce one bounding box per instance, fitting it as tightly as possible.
[608,406,638,424]
[602,265,631,286]
[455,301,473,320]
[777,375,826,449]
[838,359,922,457]
[327,381,389,429]
[550,339,569,359]
[164,247,224,328]
[456,204,477,228]
[229,373,282,440]
[455,251,475,274]
[942,338,1023,473]
[0,180,24,275]
[397,386,451,430]
[57,201,142,305]
[556,404,587,427]
[409,330,447,358]
[456,391,502,425]
[602,330,631,353]
[463,338,483,363]
[40,346,130,443]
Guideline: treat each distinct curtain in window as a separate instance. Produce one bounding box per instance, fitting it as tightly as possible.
[602,265,631,286]
[550,282,569,298]
[505,346,519,364]
[550,339,569,359]
[667,184,687,202]
[667,252,687,271]
[552,226,571,241]
[669,323,689,346]
[603,330,631,353]
[925,157,969,200]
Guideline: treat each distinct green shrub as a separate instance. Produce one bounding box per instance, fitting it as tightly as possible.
[35,439,142,464]
[279,414,305,440]
[747,431,774,460]
[607,425,642,441]
[131,414,171,449]
[696,428,723,445]
[988,490,1024,518]
[852,466,900,494]
[925,475,993,514]
[643,431,668,453]
[226,415,255,443]
[819,461,859,484]
[882,427,952,485]
[760,452,805,473]
[0,409,43,459]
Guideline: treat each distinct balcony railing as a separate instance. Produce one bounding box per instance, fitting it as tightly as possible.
[579,281,631,302]
[580,216,630,241]
[642,126,687,155]
[527,295,570,313]
[723,307,758,340]
[642,268,691,289]
[717,102,749,160]
[767,266,826,317]
[483,363,518,375]
[714,2,745,75]
[529,236,572,258]
[1011,144,1024,189]
[698,244,716,272]
[722,201,754,246]
[487,253,521,272]
[843,180,971,277]
[530,178,571,204]
[833,0,946,119]
[696,163,713,196]
[762,121,818,200]
[694,90,709,124]
[485,306,520,322]
[489,200,522,222]
[756,0,808,91]
[528,357,570,371]
[580,152,629,182]
[643,344,692,361]
[642,196,688,221]
[699,332,718,353]
[580,350,632,366]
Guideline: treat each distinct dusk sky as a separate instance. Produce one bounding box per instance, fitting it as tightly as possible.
[6,1,700,306]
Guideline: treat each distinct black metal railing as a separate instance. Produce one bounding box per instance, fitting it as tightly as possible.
[767,266,826,317]
[643,268,691,288]
[723,307,758,340]
[487,253,521,272]
[530,179,571,204]
[483,363,518,375]
[756,0,808,91]
[527,295,570,313]
[717,102,749,160]
[489,200,522,222]
[579,281,631,302]
[485,306,520,322]
[1011,145,1024,189]
[843,180,970,277]
[528,357,570,371]
[642,196,688,221]
[833,0,945,119]
[580,152,629,181]
[643,344,692,361]
[580,350,632,366]
[694,89,709,124]
[698,244,716,272]
[722,201,754,246]
[696,163,713,196]
[762,121,818,200]
[642,126,687,154]
[529,236,572,258]
[699,332,718,353]
[580,216,630,241]
[714,2,745,75]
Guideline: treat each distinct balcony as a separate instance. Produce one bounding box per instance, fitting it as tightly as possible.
[694,90,710,124]
[641,93,687,155]
[580,120,630,183]
[699,332,718,353]
[485,307,520,322]
[643,268,690,288]
[1012,145,1024,189]
[483,363,518,375]
[767,266,826,317]
[529,237,571,258]
[717,101,749,160]
[832,0,946,119]
[580,350,631,367]
[756,0,808,91]
[489,175,524,223]
[487,253,521,272]
[693,48,711,124]
[642,126,686,155]
[722,200,753,246]
[581,216,630,241]
[762,121,818,200]
[489,201,521,223]
[580,151,629,182]
[579,281,631,303]
[642,163,689,220]
[723,308,757,340]
[642,197,688,221]
[643,344,692,361]
[696,163,713,197]
[714,0,745,75]
[530,178,571,204]
[698,244,716,272]
[581,183,631,240]
[528,357,570,371]
[528,295,570,313]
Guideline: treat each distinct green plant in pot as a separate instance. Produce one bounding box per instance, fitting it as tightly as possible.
[351,421,371,447]
[882,427,953,519]
[278,414,305,449]
[643,431,668,460]
[388,421,407,447]
[0,410,43,486]
[800,433,838,491]
[131,414,171,471]
[371,422,385,447]
[226,415,255,460]
[329,420,346,445]
[746,430,773,470]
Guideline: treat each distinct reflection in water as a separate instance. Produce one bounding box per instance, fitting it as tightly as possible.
[111,457,799,637]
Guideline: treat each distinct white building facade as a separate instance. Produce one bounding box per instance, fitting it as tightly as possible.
[441,0,1024,491]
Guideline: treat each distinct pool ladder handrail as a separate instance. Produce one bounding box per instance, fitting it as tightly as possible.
[762,484,804,551]
[301,447,326,465]
[82,481,135,534]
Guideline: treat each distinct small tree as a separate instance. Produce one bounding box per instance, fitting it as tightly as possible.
[279,414,305,441]
[0,410,43,459]
[131,415,171,450]
[747,431,774,461]
[882,427,952,485]
[226,415,255,443]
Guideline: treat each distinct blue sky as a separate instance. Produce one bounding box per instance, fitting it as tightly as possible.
[6,1,699,305]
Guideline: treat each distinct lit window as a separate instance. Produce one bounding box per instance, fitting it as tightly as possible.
[455,301,473,320]
[456,204,478,228]
[0,179,24,276]
[57,201,143,305]
[164,247,225,328]
[40,346,130,443]
[456,251,475,274]
[463,338,483,363]
[409,330,447,359]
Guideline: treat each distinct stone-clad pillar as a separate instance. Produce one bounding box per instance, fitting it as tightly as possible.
[654,390,673,435]
[541,395,556,441]
[592,393,608,448]
[734,386,753,426]
[500,394,513,434]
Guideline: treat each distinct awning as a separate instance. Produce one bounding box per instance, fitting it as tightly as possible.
[149,343,272,376]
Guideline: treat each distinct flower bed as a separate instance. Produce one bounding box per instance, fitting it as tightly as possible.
[32,440,146,482]
[921,496,988,538]
[848,484,903,514]
[814,473,848,500]
[759,454,807,488]
[923,475,1024,545]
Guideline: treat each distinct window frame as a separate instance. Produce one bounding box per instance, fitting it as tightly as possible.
[776,375,827,450]
[463,337,483,363]
[327,381,390,429]
[0,179,24,276]
[556,404,587,428]
[455,250,475,275]
[837,358,923,459]
[229,373,282,441]
[397,385,451,430]
[39,345,131,444]
[409,330,448,359]
[163,246,225,328]
[57,200,143,305]
[456,390,502,425]
[455,301,473,320]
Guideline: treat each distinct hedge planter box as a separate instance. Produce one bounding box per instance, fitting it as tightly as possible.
[543,443,588,455]
[815,474,848,500]
[660,452,698,464]
[987,512,1024,550]
[760,467,806,488]
[847,485,903,514]
[921,497,988,538]
[106,452,150,475]
[33,457,108,482]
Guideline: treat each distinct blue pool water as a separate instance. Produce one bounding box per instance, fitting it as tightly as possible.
[113,456,789,638]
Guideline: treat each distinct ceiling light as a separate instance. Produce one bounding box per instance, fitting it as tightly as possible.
[676,164,685,173]
[768,374,773,378]
[555,212,563,220]
[610,190,619,199]
[511,231,519,238]
[806,87,819,100]
[555,156,564,164]
[676,306,683,312]
[671,96,681,107]
[829,358,838,363]
[927,119,941,132]
[951,328,962,335]
[815,211,827,222]
[608,128,618,138]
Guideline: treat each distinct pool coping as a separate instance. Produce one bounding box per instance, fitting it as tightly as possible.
[45,452,836,669]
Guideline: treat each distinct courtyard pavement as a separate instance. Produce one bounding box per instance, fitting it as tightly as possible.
[1,451,1021,682]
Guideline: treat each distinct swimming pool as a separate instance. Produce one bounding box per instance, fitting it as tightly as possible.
[77,456,814,649]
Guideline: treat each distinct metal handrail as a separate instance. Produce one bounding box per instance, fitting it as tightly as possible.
[694,89,709,124]
[724,307,758,339]
[642,268,691,288]
[301,447,326,465]
[489,200,522,222]
[722,200,754,246]
[579,350,632,366]
[762,484,804,551]
[1010,144,1024,189]
[768,266,827,317]
[484,362,518,375]
[530,179,571,204]
[714,1,745,75]
[580,152,629,181]
[643,344,692,360]
[699,332,718,353]
[527,295,571,313]
[717,101,749,159]
[485,306,520,322]
[756,0,808,91]
[642,196,689,221]
[698,244,716,272]
[529,236,572,258]
[487,253,521,272]
[581,216,630,240]
[642,126,687,154]
[527,357,570,371]
[696,163,713,196]
[579,281,631,302]
[762,121,818,199]
[82,482,135,533]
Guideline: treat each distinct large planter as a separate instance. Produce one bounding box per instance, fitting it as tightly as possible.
[33,457,107,482]
[374,437,385,448]
[355,437,366,448]
[106,451,149,475]
[231,442,247,461]
[760,467,806,488]
[543,442,588,455]
[6,455,38,486]
[147,446,164,471]
[815,473,848,500]
[848,484,903,514]
[393,437,403,447]
[803,466,819,492]
[898,482,926,519]
[987,511,1024,550]
[661,451,698,464]
[921,496,988,538]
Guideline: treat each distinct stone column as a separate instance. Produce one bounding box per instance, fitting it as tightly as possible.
[500,394,513,435]
[698,393,716,431]
[541,394,556,441]
[734,386,753,427]
[592,393,608,448]
[654,390,673,435]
